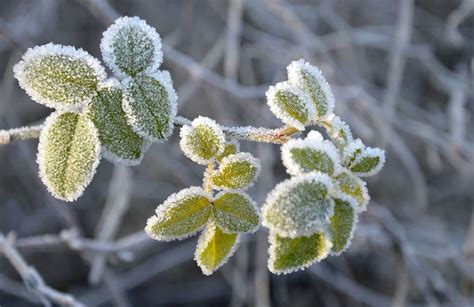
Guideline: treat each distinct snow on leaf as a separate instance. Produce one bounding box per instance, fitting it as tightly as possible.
[37,111,101,202]
[195,223,239,275]
[330,194,358,255]
[84,79,148,166]
[350,147,385,177]
[268,231,332,275]
[145,187,211,241]
[122,70,177,142]
[211,152,261,191]
[212,192,260,234]
[287,59,335,119]
[216,140,240,163]
[179,116,225,165]
[100,16,163,78]
[325,115,353,149]
[262,172,334,238]
[13,43,106,110]
[281,134,341,176]
[334,169,370,212]
[265,81,315,131]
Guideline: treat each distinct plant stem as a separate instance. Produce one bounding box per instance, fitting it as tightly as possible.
[0,125,43,145]
[203,161,215,194]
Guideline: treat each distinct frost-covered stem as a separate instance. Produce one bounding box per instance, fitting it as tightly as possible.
[0,125,43,145]
[203,161,215,193]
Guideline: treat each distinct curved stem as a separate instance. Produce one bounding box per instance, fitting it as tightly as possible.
[0,125,44,145]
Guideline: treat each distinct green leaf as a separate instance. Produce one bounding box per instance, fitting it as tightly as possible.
[330,196,357,255]
[145,187,211,241]
[195,224,239,275]
[101,16,163,78]
[216,141,239,163]
[334,169,369,212]
[85,79,147,166]
[262,173,334,238]
[266,81,315,130]
[213,192,260,233]
[281,135,340,176]
[13,43,106,109]
[287,59,335,118]
[268,231,331,274]
[342,139,365,167]
[37,112,101,202]
[122,71,177,142]
[179,117,225,165]
[326,115,353,149]
[349,148,385,177]
[211,153,261,191]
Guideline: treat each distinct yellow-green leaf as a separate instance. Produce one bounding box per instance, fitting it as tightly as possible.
[213,192,260,233]
[211,153,261,191]
[330,196,357,255]
[216,141,239,163]
[334,169,369,212]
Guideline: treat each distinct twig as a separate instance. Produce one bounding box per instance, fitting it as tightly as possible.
[0,125,43,145]
[446,0,474,46]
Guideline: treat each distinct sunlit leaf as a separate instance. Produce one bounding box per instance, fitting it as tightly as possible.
[213,192,260,233]
[350,148,385,177]
[216,141,239,163]
[334,169,370,212]
[211,153,261,191]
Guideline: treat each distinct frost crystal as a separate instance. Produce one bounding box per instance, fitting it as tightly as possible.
[122,70,178,142]
[13,43,106,110]
[325,115,353,149]
[179,116,225,165]
[262,172,334,238]
[211,152,261,191]
[350,147,386,177]
[333,169,370,212]
[342,138,365,167]
[37,111,101,202]
[145,187,211,241]
[101,16,163,78]
[287,59,335,119]
[212,191,260,234]
[265,81,315,130]
[281,135,341,176]
[329,194,358,255]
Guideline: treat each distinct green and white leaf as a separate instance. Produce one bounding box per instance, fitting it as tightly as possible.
[265,81,315,130]
[325,115,353,149]
[212,192,260,234]
[330,194,358,255]
[195,223,239,275]
[268,231,332,275]
[13,43,106,109]
[37,111,101,202]
[179,116,225,165]
[281,134,340,176]
[349,147,385,177]
[211,153,261,191]
[217,140,240,163]
[100,16,162,78]
[84,79,148,166]
[145,187,211,241]
[122,70,177,142]
[262,172,334,238]
[342,138,365,167]
[287,59,335,119]
[334,169,370,212]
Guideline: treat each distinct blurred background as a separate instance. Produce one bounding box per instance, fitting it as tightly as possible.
[0,0,473,306]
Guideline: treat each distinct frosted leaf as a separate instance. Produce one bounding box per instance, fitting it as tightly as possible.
[268,231,331,275]
[350,147,385,177]
[145,187,211,241]
[37,111,101,202]
[13,43,106,109]
[195,223,239,275]
[265,81,315,131]
[179,116,225,165]
[287,59,335,118]
[211,153,261,191]
[84,79,148,166]
[325,115,353,149]
[342,138,365,167]
[216,140,240,163]
[262,172,334,238]
[212,192,260,234]
[330,194,358,255]
[334,169,370,212]
[122,71,177,142]
[281,135,341,176]
[100,16,162,78]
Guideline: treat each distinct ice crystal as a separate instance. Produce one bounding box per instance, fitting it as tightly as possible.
[330,194,358,255]
[211,152,261,191]
[342,138,365,167]
[212,192,260,234]
[325,114,353,149]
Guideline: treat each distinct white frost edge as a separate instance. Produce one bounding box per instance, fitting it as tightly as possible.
[342,138,365,166]
[265,81,315,131]
[306,130,323,141]
[122,70,178,142]
[194,223,241,276]
[37,111,102,202]
[326,114,353,146]
[351,147,386,177]
[210,152,262,192]
[267,230,332,275]
[212,191,261,234]
[179,116,225,165]
[287,59,335,119]
[261,172,335,238]
[334,169,370,213]
[328,193,359,256]
[145,186,211,242]
[281,136,341,177]
[13,43,106,110]
[100,16,163,79]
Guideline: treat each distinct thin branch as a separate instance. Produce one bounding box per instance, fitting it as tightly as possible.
[0,125,43,145]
